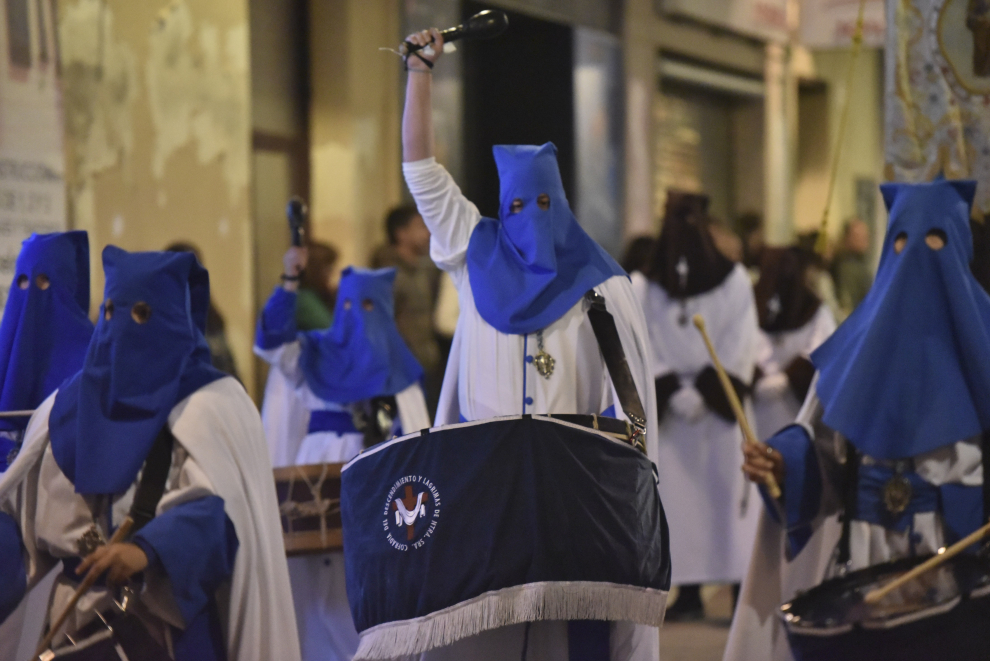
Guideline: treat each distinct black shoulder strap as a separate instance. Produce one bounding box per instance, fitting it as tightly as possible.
[837,439,859,566]
[585,290,647,454]
[983,429,990,524]
[128,425,176,533]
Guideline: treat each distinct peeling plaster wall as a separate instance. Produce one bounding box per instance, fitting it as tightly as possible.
[308,0,402,268]
[58,0,255,395]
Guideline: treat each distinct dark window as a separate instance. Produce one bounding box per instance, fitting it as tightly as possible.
[5,0,31,68]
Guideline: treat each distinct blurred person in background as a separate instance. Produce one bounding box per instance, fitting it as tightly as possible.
[797,231,842,322]
[738,212,765,272]
[166,241,240,380]
[831,217,873,317]
[621,236,657,274]
[708,216,744,263]
[371,205,442,413]
[296,241,339,331]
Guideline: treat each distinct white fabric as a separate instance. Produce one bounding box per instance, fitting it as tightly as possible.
[256,338,431,661]
[0,379,301,661]
[632,267,761,585]
[668,386,705,423]
[724,385,984,661]
[404,157,662,661]
[752,305,836,441]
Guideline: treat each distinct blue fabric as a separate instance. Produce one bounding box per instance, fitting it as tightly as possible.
[132,495,238,626]
[299,267,423,404]
[761,424,821,558]
[812,180,990,459]
[49,247,226,495]
[568,621,610,661]
[938,483,984,545]
[854,465,939,532]
[0,511,26,623]
[0,232,93,431]
[466,143,626,335]
[255,286,297,350]
[172,602,227,661]
[308,410,357,435]
[342,416,669,632]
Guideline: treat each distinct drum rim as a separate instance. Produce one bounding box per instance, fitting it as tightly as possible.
[341,414,640,473]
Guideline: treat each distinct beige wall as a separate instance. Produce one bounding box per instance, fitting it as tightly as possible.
[58,0,255,393]
[308,0,403,269]
[793,48,884,249]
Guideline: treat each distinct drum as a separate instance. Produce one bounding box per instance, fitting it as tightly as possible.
[273,462,344,555]
[341,415,669,660]
[780,552,990,661]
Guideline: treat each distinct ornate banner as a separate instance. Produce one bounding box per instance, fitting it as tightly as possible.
[885,0,990,214]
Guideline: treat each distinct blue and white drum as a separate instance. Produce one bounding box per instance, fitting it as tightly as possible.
[340,415,670,660]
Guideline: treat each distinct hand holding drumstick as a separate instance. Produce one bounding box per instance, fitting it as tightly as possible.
[692,314,782,499]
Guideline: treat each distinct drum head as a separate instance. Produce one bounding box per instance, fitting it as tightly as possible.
[781,552,990,632]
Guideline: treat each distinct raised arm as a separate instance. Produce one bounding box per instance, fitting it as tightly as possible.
[402,29,443,163]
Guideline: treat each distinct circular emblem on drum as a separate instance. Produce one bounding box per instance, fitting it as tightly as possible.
[383,476,441,551]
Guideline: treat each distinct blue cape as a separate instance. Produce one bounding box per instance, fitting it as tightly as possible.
[50,247,225,494]
[811,180,990,459]
[300,267,423,404]
[466,143,625,335]
[0,232,93,430]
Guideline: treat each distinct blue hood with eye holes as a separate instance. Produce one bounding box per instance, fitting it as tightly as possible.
[466,143,625,335]
[811,180,990,459]
[300,266,423,404]
[0,232,93,431]
[49,246,225,494]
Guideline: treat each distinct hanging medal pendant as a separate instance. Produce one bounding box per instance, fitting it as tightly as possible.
[533,329,555,379]
[882,464,913,517]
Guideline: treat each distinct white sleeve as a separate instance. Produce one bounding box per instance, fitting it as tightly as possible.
[711,266,760,381]
[806,305,837,355]
[402,158,482,275]
[395,383,432,434]
[253,340,305,388]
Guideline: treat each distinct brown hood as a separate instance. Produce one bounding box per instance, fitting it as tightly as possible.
[754,246,821,332]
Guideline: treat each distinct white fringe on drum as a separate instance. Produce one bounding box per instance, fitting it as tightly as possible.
[353,580,669,660]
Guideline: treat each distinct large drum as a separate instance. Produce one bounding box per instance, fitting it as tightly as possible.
[340,415,670,661]
[274,462,344,555]
[780,552,990,661]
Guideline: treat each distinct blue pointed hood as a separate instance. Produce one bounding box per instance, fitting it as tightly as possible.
[300,266,423,404]
[0,232,93,430]
[811,180,990,459]
[466,143,625,334]
[49,246,225,494]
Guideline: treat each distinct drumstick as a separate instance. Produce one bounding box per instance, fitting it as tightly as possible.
[34,517,135,659]
[863,520,990,605]
[692,314,782,499]
[0,410,34,418]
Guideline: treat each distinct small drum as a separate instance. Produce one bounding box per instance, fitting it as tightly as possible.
[273,463,344,555]
[780,552,990,661]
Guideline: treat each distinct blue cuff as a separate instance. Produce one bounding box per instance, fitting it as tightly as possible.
[132,536,161,571]
[0,511,27,623]
[762,424,821,558]
[132,496,238,625]
[255,287,299,350]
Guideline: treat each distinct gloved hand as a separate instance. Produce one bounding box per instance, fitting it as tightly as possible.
[754,372,790,400]
[669,386,705,423]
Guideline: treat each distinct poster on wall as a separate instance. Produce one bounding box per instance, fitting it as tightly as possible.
[0,0,67,311]
[886,0,990,215]
[801,0,885,48]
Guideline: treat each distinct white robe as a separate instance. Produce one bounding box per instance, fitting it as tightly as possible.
[256,340,432,661]
[0,379,301,661]
[752,305,836,441]
[403,157,663,661]
[631,266,761,585]
[723,385,984,661]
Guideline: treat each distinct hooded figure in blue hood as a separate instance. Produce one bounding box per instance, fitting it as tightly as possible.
[255,257,432,661]
[0,231,93,470]
[0,246,302,661]
[726,180,990,661]
[397,31,665,661]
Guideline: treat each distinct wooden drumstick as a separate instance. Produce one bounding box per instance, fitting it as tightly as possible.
[863,520,990,605]
[0,410,34,418]
[692,314,782,499]
[34,517,135,659]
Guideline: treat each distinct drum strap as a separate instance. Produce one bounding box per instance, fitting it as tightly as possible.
[837,440,859,566]
[585,290,647,454]
[128,425,176,533]
[982,429,990,524]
